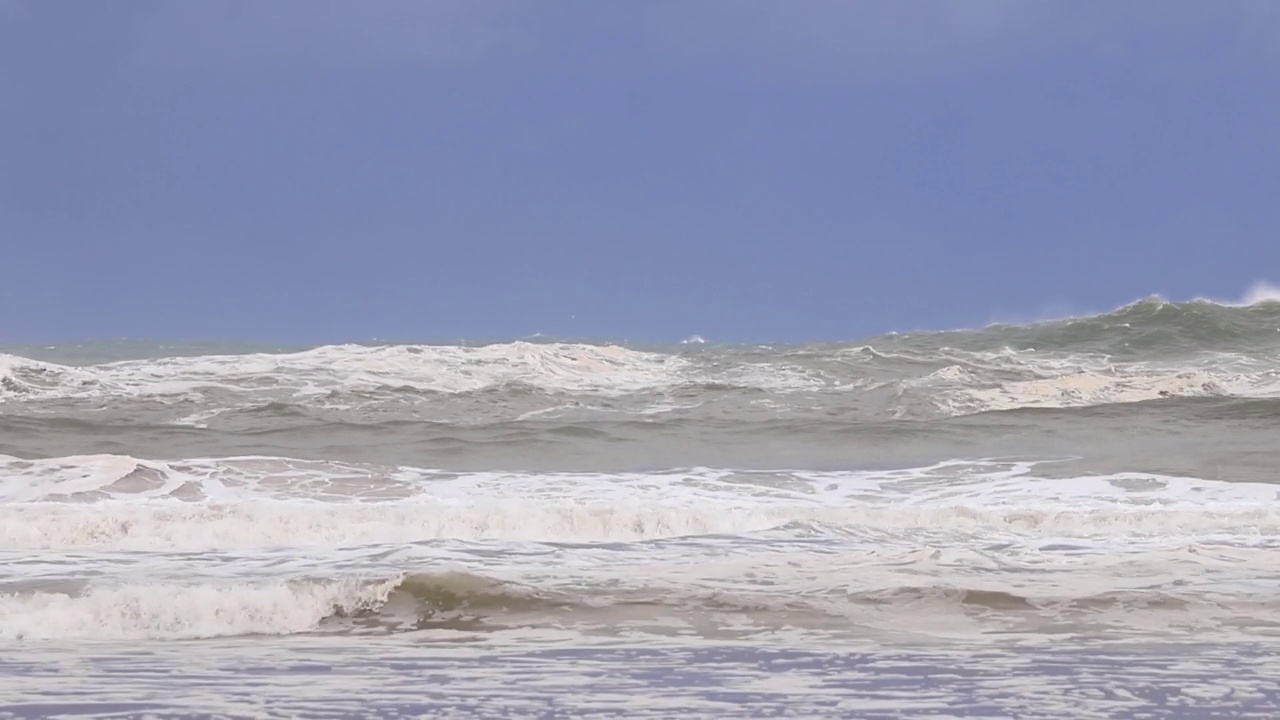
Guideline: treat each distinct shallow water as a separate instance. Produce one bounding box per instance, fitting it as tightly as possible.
[4,639,1279,718]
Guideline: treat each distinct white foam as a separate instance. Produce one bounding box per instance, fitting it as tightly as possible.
[9,499,1280,553]
[6,339,1275,418]
[0,577,399,641]
[906,350,1280,415]
[0,342,695,402]
[4,541,1279,642]
[3,455,1280,645]
[0,341,829,405]
[2,455,1277,552]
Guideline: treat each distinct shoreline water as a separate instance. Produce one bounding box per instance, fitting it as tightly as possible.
[5,639,1278,718]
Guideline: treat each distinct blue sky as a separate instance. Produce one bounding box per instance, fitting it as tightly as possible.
[1,1,1277,344]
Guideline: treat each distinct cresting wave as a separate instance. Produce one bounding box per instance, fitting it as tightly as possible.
[0,342,699,400]
[0,572,609,641]
[4,296,1280,419]
[5,569,1279,642]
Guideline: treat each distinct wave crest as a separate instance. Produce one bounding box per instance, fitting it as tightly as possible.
[5,571,1276,641]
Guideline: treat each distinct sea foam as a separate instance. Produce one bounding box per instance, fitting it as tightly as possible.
[2,454,1277,552]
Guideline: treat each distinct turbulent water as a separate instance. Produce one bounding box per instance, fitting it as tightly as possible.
[4,297,1280,718]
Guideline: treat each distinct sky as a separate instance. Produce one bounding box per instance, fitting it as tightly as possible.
[1,0,1278,344]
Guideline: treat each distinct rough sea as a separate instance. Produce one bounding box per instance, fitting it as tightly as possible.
[4,296,1280,718]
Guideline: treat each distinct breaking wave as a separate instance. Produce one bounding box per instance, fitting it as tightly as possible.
[3,294,1280,421]
[5,494,1280,552]
[2,454,1277,551]
[5,570,1277,641]
[4,341,1276,422]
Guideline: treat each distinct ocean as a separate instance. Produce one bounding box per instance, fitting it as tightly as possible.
[3,296,1280,718]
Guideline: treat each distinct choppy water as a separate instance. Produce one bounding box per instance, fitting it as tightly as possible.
[3,297,1280,718]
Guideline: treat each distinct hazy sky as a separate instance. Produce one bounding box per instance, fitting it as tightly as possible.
[2,1,1277,343]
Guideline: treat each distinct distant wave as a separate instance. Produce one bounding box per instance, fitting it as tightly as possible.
[4,339,1280,420]
[0,342,694,401]
[958,294,1280,354]
[0,341,828,408]
[4,290,1280,420]
[985,281,1280,329]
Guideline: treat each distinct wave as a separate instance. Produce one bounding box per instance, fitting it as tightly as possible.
[925,364,1280,416]
[8,500,1279,552]
[0,341,827,411]
[0,342,689,401]
[0,497,823,550]
[4,298,1280,419]
[5,345,1279,422]
[2,454,1277,551]
[948,295,1280,356]
[0,575,401,641]
[5,569,1276,641]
